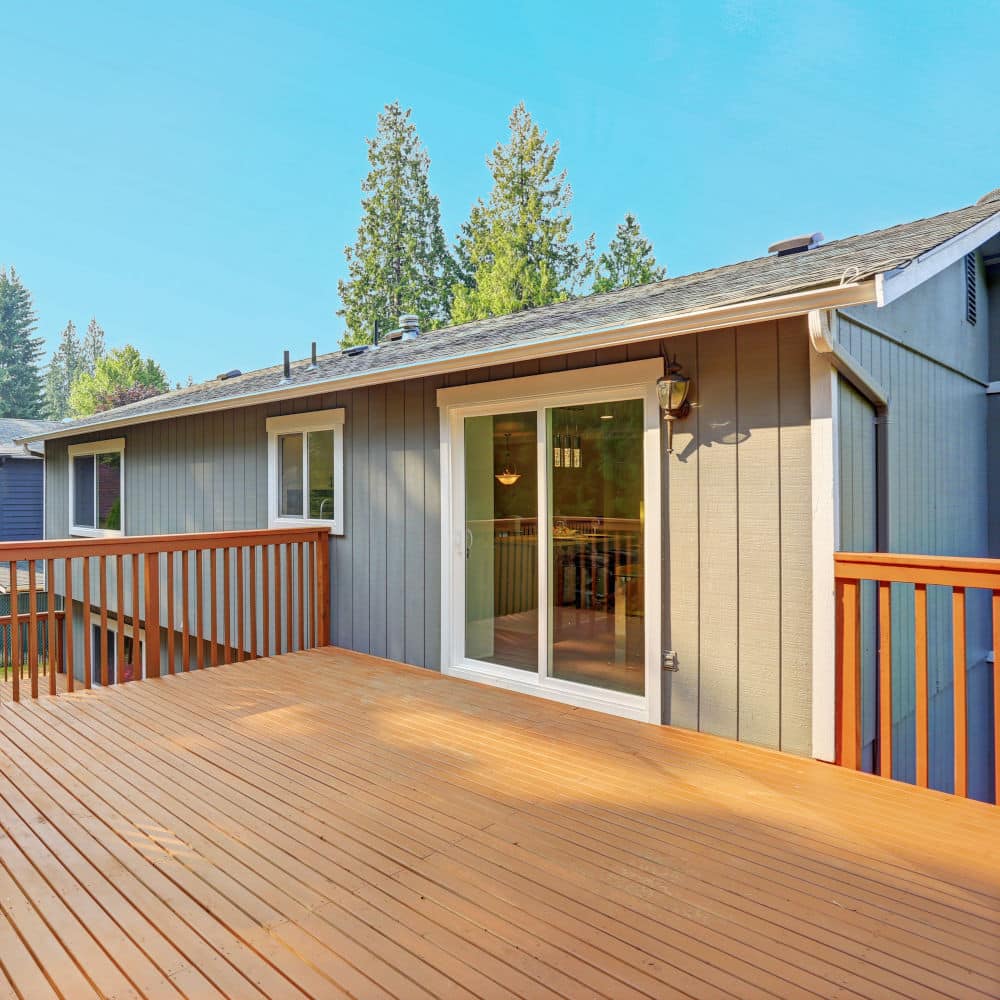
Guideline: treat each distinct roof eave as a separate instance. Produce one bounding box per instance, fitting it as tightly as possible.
[18,279,877,445]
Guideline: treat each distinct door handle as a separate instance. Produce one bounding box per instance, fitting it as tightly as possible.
[465,528,474,559]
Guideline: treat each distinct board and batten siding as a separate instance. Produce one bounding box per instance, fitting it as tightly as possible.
[0,458,45,542]
[46,317,815,754]
[837,253,995,799]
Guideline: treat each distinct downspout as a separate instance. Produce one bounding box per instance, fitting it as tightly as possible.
[808,308,891,552]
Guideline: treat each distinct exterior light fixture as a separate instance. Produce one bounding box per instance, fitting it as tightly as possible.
[495,432,522,487]
[656,355,692,454]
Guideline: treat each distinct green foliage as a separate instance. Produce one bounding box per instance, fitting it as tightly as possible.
[592,213,666,294]
[68,344,169,416]
[338,102,457,346]
[81,318,106,371]
[44,317,107,419]
[452,103,593,324]
[0,267,44,418]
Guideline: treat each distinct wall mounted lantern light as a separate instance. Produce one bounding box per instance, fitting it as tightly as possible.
[495,432,522,487]
[656,355,692,454]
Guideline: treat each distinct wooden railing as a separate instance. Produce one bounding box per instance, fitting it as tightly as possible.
[0,528,330,702]
[835,552,1000,801]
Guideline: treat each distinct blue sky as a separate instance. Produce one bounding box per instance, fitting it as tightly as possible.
[3,0,998,384]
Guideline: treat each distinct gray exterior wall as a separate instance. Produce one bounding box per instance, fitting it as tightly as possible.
[45,319,815,755]
[0,457,45,542]
[838,254,996,799]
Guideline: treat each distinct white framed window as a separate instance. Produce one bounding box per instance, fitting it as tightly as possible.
[265,409,345,534]
[68,438,125,538]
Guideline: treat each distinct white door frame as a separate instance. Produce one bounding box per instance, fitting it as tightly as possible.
[438,359,664,724]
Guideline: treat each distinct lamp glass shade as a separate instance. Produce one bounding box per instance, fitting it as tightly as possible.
[495,470,521,487]
[657,374,690,413]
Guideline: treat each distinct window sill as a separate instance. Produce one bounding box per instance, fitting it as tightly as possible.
[70,527,124,539]
[269,517,343,536]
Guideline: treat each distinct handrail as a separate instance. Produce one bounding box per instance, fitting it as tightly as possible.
[834,551,1000,803]
[1,528,331,702]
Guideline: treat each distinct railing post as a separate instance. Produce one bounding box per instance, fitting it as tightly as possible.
[10,564,20,702]
[316,530,331,647]
[994,590,1000,805]
[913,583,929,788]
[836,577,861,770]
[144,551,161,679]
[877,581,892,779]
[952,587,967,797]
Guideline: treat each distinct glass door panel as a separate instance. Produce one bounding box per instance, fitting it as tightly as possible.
[464,412,538,670]
[547,400,645,694]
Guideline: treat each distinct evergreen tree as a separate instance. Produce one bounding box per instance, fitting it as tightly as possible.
[81,317,106,370]
[69,344,168,416]
[452,103,593,324]
[592,213,666,293]
[338,102,456,345]
[0,267,44,418]
[42,321,82,420]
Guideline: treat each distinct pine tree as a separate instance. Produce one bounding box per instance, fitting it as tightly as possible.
[452,103,593,324]
[592,213,666,294]
[337,102,457,346]
[81,317,106,370]
[42,321,82,420]
[0,267,44,418]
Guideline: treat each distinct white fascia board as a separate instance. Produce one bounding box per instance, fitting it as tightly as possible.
[876,209,1000,307]
[19,280,877,445]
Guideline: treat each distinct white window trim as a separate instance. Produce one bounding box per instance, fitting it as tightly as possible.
[67,438,126,539]
[437,359,663,725]
[265,409,345,535]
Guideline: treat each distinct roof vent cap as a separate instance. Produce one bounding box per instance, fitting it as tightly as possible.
[768,232,824,256]
[216,369,242,381]
[977,187,1000,206]
[399,314,420,340]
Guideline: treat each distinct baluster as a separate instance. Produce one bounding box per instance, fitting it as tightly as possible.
[285,542,293,654]
[836,577,861,769]
[316,531,330,647]
[195,549,204,669]
[236,546,245,661]
[993,590,1000,804]
[100,555,110,687]
[223,547,232,664]
[131,553,140,681]
[64,557,74,694]
[181,549,191,671]
[115,554,125,683]
[296,541,305,651]
[263,545,272,657]
[46,557,57,695]
[82,556,92,689]
[28,560,39,698]
[10,563,20,702]
[272,545,281,654]
[144,550,160,679]
[311,539,319,649]
[914,583,929,788]
[249,545,258,659]
[166,550,175,674]
[210,546,219,666]
[877,581,892,779]
[952,587,967,797]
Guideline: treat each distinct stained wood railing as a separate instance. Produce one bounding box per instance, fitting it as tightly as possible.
[835,552,1000,802]
[0,528,330,701]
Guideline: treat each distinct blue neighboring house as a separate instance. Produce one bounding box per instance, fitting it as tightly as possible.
[0,417,62,544]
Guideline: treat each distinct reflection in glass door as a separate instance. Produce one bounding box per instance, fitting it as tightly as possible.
[464,412,538,670]
[547,400,645,695]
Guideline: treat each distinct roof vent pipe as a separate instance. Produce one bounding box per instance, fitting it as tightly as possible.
[309,342,317,369]
[282,350,291,382]
[399,314,420,340]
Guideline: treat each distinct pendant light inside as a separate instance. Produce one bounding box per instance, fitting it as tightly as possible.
[495,432,522,487]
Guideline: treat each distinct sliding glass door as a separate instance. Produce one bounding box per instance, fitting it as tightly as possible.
[459,394,649,706]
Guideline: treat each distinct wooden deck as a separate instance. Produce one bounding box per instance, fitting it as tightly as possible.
[0,649,997,999]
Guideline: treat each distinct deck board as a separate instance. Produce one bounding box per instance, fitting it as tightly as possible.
[0,647,997,999]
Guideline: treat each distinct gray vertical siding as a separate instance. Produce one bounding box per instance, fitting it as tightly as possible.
[46,318,815,754]
[664,318,813,755]
[838,254,995,800]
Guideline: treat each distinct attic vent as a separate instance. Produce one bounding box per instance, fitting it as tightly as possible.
[767,232,824,256]
[976,187,1000,206]
[216,369,242,381]
[965,253,977,326]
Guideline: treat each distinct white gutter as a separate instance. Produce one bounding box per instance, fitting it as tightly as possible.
[20,280,877,445]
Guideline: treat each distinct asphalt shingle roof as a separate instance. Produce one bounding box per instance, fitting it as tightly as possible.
[18,196,1000,442]
[0,417,63,455]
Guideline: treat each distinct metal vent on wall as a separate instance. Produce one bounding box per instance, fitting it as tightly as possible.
[965,253,977,326]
